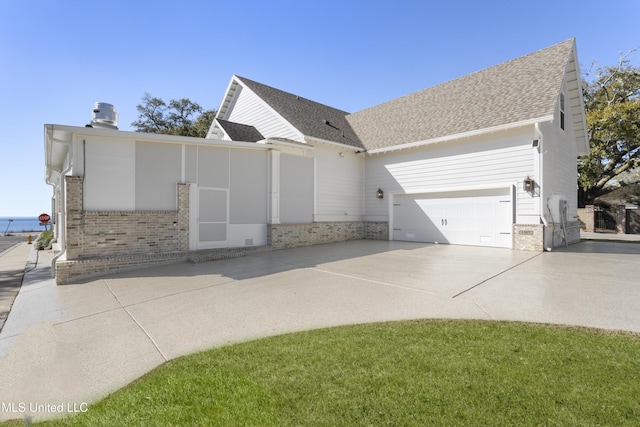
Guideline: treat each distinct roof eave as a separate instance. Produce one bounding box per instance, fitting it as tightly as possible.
[304,135,364,151]
[366,116,554,154]
[566,42,590,156]
[259,138,316,150]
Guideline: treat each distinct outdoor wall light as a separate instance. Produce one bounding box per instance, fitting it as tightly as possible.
[523,177,535,192]
[376,188,384,199]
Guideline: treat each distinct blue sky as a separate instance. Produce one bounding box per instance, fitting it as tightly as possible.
[0,0,638,216]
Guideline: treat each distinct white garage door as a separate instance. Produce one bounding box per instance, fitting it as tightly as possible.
[392,188,513,248]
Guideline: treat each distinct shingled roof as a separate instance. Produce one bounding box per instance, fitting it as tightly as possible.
[218,40,585,153]
[215,118,264,142]
[235,76,363,149]
[346,39,577,151]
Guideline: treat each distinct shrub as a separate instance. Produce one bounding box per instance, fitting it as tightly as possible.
[35,230,54,250]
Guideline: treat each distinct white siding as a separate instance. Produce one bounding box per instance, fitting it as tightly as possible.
[227,85,303,141]
[314,144,365,221]
[364,128,537,223]
[540,81,580,223]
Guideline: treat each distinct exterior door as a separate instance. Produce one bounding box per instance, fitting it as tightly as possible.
[198,187,228,249]
[392,188,512,248]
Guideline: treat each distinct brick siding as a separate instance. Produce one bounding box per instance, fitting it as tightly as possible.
[269,222,354,249]
[512,224,544,251]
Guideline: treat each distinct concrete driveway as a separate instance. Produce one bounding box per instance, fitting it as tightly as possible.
[1,239,639,421]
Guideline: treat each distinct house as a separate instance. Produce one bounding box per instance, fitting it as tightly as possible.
[45,39,588,284]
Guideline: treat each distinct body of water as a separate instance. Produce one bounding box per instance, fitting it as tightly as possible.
[0,217,50,233]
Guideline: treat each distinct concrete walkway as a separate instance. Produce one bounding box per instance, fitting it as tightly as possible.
[0,241,33,332]
[0,238,639,422]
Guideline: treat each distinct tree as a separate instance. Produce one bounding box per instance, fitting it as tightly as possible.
[131,93,216,138]
[578,49,640,203]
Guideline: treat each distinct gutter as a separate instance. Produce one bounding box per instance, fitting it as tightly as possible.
[49,164,71,272]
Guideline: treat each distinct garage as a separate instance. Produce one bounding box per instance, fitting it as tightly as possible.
[392,188,513,248]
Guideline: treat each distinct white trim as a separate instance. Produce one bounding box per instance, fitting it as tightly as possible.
[367,116,554,154]
[44,124,269,149]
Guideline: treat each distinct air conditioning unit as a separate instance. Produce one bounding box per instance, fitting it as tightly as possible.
[548,194,567,223]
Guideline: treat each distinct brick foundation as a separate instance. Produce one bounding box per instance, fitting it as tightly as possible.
[512,221,581,252]
[55,246,267,285]
[267,221,388,249]
[58,177,391,283]
[513,224,544,251]
[56,176,192,284]
[364,221,389,240]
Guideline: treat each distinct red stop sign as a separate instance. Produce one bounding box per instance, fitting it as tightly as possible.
[39,213,51,223]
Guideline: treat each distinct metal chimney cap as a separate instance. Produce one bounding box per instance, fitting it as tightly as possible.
[90,102,118,129]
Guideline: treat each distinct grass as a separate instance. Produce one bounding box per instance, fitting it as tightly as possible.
[15,320,640,426]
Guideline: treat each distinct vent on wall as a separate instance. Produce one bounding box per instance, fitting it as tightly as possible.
[86,102,118,129]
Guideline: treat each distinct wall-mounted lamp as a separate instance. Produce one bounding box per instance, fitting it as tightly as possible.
[523,177,535,192]
[532,139,539,148]
[376,188,384,199]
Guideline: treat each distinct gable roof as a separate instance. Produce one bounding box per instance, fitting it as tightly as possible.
[234,76,363,149]
[215,118,264,142]
[346,39,580,151]
[215,39,587,154]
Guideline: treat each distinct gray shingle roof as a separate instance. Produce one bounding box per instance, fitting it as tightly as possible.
[346,39,575,151]
[215,118,264,142]
[235,76,364,149]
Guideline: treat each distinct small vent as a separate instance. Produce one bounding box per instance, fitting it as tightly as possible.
[245,238,254,246]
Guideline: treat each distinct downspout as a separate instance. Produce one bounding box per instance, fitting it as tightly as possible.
[51,160,72,272]
[49,139,73,273]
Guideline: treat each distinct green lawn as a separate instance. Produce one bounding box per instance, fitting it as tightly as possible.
[23,320,640,426]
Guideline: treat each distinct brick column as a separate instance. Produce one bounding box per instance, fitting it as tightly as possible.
[585,205,595,232]
[65,176,84,259]
[177,183,190,250]
[616,205,627,234]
